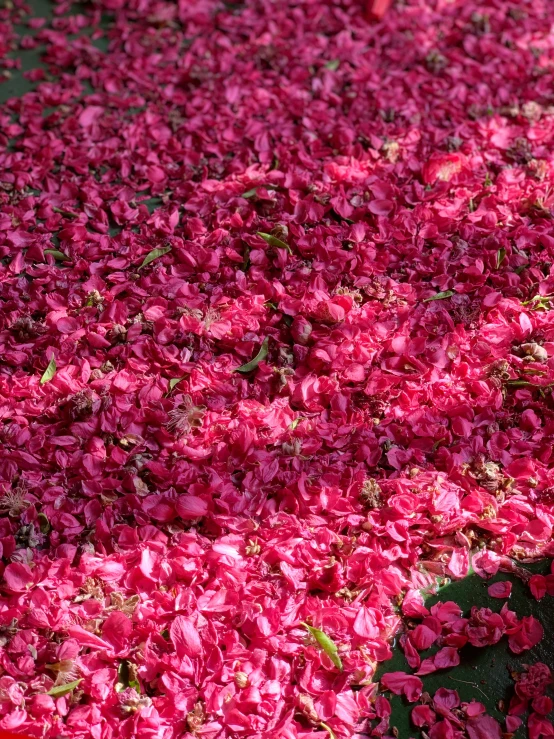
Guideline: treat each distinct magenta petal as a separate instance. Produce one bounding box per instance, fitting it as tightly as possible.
[466,715,502,739]
[170,616,202,661]
[487,581,512,599]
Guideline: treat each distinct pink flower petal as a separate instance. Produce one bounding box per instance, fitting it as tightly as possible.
[3,563,33,593]
[380,672,423,702]
[170,616,202,661]
[487,581,512,599]
[466,715,502,739]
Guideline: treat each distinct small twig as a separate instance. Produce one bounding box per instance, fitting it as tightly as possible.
[448,677,488,699]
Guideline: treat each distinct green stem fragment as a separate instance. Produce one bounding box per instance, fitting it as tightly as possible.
[319,722,336,739]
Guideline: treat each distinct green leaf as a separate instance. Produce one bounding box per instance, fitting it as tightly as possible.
[235,337,269,373]
[324,59,340,71]
[423,290,455,303]
[37,513,50,534]
[301,622,343,671]
[40,358,57,385]
[116,661,140,693]
[47,679,81,697]
[52,206,77,218]
[44,249,70,261]
[242,188,258,198]
[522,295,552,311]
[506,379,554,388]
[139,246,171,270]
[288,417,302,431]
[496,248,506,269]
[256,232,292,254]
[169,376,187,391]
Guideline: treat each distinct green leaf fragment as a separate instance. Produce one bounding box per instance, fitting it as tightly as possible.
[506,380,554,388]
[52,206,77,218]
[301,622,343,671]
[169,376,187,390]
[496,248,506,269]
[44,249,70,261]
[324,59,340,71]
[40,358,57,385]
[47,679,81,697]
[116,660,140,693]
[522,294,551,310]
[423,290,455,303]
[256,232,292,253]
[235,337,269,373]
[139,246,171,270]
[242,188,258,198]
[37,513,50,534]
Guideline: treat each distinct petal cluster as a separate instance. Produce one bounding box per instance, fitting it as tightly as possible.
[0,0,554,737]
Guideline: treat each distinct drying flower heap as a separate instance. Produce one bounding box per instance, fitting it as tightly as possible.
[0,0,554,737]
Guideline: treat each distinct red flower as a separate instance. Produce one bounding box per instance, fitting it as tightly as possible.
[516,663,552,699]
[508,616,544,655]
[466,608,505,647]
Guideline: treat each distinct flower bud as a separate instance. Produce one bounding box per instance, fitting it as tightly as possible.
[291,316,312,345]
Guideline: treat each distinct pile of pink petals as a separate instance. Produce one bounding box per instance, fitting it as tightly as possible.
[1,0,554,736]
